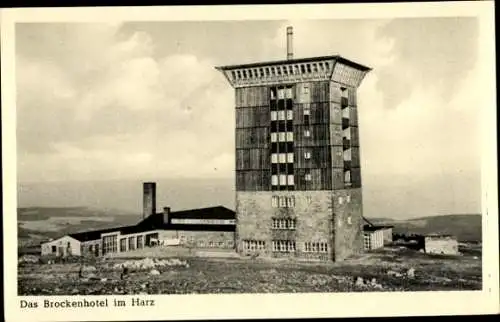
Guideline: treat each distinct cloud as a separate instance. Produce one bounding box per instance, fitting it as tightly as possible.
[16,23,234,182]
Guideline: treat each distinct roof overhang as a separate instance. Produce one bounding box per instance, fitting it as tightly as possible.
[215,55,371,88]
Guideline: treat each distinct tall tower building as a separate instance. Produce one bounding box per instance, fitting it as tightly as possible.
[216,27,371,261]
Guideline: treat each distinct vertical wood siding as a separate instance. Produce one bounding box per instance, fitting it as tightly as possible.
[236,106,270,128]
[235,86,270,108]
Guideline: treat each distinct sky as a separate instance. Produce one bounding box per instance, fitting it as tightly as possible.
[15,18,483,218]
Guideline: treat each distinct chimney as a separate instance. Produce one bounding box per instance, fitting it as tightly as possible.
[142,182,156,219]
[286,26,293,60]
[163,207,171,225]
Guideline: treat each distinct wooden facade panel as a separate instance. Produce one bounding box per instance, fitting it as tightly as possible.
[349,106,358,126]
[348,87,357,107]
[236,170,271,191]
[294,103,330,125]
[329,82,342,103]
[350,126,359,147]
[332,168,344,189]
[295,82,310,104]
[236,106,270,128]
[351,147,360,167]
[294,124,330,147]
[310,81,330,103]
[235,127,269,149]
[331,146,343,167]
[235,86,270,108]
[295,168,332,191]
[329,103,342,124]
[295,146,330,168]
[330,123,342,146]
[351,168,362,188]
[236,148,270,170]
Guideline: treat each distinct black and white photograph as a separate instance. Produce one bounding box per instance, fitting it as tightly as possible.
[2,2,498,321]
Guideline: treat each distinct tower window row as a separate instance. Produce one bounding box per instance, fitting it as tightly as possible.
[304,242,328,253]
[271,195,296,208]
[272,240,296,252]
[272,218,297,230]
[271,174,295,186]
[243,240,266,251]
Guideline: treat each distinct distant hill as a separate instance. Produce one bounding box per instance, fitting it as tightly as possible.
[366,214,482,242]
[17,206,140,246]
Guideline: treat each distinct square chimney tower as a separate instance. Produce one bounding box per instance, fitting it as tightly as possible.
[215,26,371,262]
[143,182,156,219]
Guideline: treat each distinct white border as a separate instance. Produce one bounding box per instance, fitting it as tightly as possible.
[2,2,498,321]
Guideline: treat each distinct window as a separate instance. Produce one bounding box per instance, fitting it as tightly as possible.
[279,175,287,186]
[271,133,277,142]
[286,110,293,120]
[279,153,286,163]
[338,197,344,205]
[271,154,278,163]
[278,132,286,142]
[278,110,285,120]
[345,170,351,184]
[128,236,136,251]
[304,130,311,137]
[288,175,295,186]
[303,85,309,95]
[285,87,293,99]
[271,175,278,186]
[243,240,266,251]
[305,173,312,181]
[279,196,287,208]
[346,195,351,203]
[286,132,294,142]
[278,88,285,99]
[51,245,56,253]
[303,242,329,253]
[272,195,279,208]
[272,240,296,252]
[304,151,311,159]
[347,216,352,225]
[271,111,277,121]
[137,236,144,249]
[120,238,127,252]
[272,218,296,230]
[304,106,310,116]
[287,152,294,163]
[102,235,118,255]
[343,148,352,161]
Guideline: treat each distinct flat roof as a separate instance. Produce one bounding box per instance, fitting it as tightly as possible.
[215,55,371,72]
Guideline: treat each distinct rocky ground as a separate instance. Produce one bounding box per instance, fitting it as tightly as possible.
[18,246,482,295]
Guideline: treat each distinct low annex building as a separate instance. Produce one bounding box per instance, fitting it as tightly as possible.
[40,182,236,257]
[362,217,394,251]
